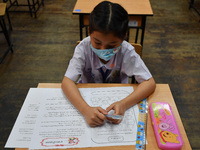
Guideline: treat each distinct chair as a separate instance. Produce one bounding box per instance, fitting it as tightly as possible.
[0,3,13,63]
[76,41,142,83]
[3,0,44,18]
[189,0,200,18]
[130,42,142,57]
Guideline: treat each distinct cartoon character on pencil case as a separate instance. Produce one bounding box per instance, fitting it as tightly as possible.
[152,103,180,144]
[159,119,175,131]
[152,103,174,130]
[157,119,179,144]
[160,131,180,144]
[163,108,171,115]
[154,105,175,131]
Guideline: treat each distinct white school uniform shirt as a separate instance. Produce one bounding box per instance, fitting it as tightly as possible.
[65,36,152,83]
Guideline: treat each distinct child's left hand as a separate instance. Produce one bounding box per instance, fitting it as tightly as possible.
[106,101,126,124]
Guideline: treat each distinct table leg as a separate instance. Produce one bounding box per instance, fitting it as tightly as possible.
[141,16,146,46]
[6,7,12,31]
[0,17,13,63]
[79,14,83,40]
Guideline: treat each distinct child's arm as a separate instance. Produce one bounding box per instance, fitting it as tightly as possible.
[61,77,108,127]
[106,77,156,124]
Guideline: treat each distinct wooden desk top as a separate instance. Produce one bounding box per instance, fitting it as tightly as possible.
[16,83,191,150]
[73,0,153,16]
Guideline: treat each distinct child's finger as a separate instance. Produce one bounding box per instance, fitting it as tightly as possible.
[97,107,108,115]
[111,119,122,124]
[93,118,104,125]
[106,103,115,112]
[106,116,122,124]
[97,107,107,120]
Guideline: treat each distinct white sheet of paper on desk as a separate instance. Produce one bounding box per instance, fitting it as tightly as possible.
[5,88,41,148]
[5,87,139,149]
[29,88,91,149]
[84,87,139,147]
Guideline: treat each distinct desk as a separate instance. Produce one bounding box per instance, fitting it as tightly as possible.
[189,0,200,17]
[3,0,44,18]
[73,0,153,45]
[16,83,191,150]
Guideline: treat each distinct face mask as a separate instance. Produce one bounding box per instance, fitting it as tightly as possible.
[90,44,122,61]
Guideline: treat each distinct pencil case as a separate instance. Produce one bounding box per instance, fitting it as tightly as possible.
[149,102,183,150]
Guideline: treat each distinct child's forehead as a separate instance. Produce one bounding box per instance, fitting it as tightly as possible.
[90,31,122,43]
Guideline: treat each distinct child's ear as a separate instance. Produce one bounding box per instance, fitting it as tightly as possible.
[124,32,128,40]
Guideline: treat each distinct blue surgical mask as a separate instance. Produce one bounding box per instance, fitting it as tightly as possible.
[90,44,122,61]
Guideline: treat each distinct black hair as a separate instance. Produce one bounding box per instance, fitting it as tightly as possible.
[89,1,129,40]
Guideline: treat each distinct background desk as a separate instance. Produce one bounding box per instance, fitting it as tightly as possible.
[16,83,191,150]
[73,0,153,45]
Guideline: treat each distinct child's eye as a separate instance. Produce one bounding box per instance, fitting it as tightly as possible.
[95,42,101,45]
[106,45,116,49]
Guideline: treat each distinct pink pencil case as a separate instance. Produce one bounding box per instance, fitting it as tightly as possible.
[149,102,183,150]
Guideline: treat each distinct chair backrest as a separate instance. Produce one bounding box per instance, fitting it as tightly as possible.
[76,41,81,46]
[76,41,142,57]
[130,42,142,57]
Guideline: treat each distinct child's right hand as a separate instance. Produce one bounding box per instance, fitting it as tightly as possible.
[83,107,108,127]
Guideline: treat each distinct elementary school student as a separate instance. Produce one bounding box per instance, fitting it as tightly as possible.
[62,1,156,127]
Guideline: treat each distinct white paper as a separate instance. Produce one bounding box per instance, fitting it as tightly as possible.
[5,88,41,148]
[5,87,139,149]
[86,87,139,147]
[30,88,91,149]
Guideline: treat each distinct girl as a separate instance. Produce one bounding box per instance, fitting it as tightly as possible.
[62,1,156,127]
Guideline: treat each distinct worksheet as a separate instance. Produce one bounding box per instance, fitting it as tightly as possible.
[87,88,138,146]
[30,87,138,149]
[5,88,41,148]
[5,87,139,149]
[30,88,90,149]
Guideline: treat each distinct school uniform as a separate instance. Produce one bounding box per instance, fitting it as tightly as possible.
[65,36,152,83]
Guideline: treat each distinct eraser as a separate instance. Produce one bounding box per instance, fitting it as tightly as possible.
[105,115,123,120]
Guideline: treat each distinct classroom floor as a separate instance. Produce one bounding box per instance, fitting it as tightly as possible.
[0,0,200,149]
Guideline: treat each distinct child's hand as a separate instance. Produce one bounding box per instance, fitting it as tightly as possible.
[83,107,107,127]
[106,101,126,124]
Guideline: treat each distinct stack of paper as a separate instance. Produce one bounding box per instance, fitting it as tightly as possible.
[5,87,139,149]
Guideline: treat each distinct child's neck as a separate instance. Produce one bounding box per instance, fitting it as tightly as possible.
[100,58,108,64]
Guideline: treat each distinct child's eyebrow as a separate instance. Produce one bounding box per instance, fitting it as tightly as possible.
[109,41,118,44]
[93,37,118,44]
[93,37,101,42]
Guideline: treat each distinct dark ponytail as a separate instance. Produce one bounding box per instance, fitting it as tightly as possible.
[89,1,129,40]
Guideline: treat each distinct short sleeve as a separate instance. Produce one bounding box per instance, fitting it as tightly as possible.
[65,42,86,82]
[121,45,152,83]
